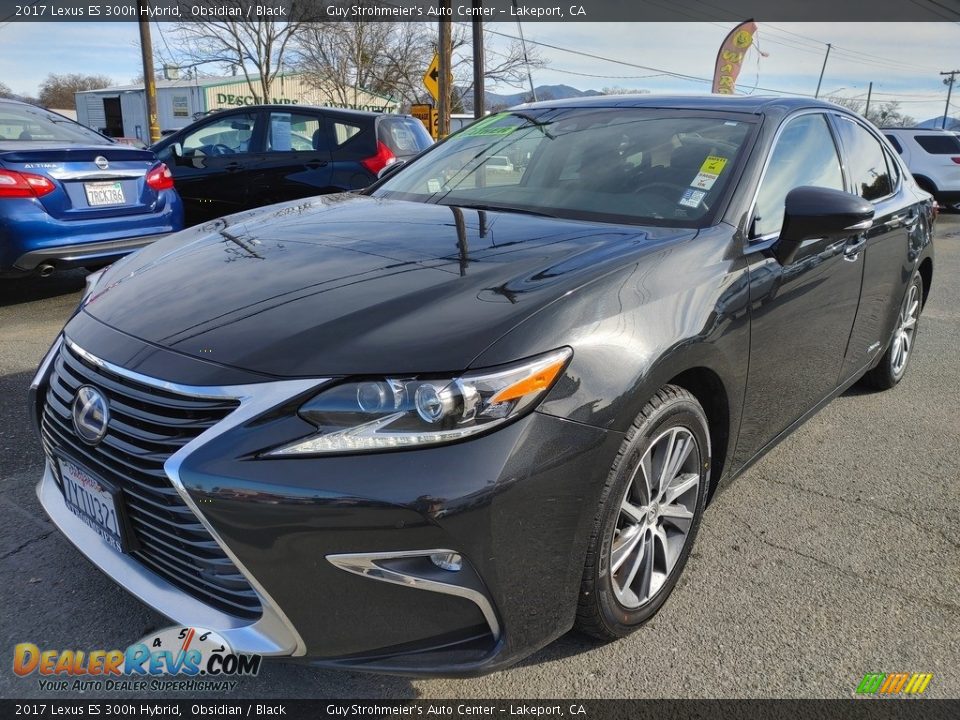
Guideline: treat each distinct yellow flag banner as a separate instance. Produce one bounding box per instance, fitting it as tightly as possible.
[712,20,757,95]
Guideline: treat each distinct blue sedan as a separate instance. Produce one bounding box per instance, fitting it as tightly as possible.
[0,99,183,277]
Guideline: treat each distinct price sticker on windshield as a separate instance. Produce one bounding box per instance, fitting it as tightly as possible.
[699,156,728,175]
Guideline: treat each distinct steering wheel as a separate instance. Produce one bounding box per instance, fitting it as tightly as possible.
[209,144,235,156]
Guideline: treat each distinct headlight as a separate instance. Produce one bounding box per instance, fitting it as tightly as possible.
[267,347,572,456]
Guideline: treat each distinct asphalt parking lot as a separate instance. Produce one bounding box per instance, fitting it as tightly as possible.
[1,215,958,700]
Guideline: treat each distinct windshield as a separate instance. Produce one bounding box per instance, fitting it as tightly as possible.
[0,103,109,144]
[373,107,755,227]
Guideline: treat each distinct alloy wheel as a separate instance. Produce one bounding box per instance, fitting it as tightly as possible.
[891,282,920,377]
[610,427,701,609]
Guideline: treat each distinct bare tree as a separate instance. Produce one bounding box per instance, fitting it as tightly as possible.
[38,74,113,109]
[451,27,546,110]
[825,95,916,128]
[169,1,307,103]
[601,86,649,96]
[296,22,546,111]
[0,81,14,99]
[296,21,432,108]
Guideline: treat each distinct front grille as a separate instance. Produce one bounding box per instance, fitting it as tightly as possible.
[40,342,263,620]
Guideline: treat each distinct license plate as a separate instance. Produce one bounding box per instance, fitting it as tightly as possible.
[58,458,127,553]
[84,181,125,207]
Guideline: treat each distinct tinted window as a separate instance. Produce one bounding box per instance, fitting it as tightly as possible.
[914,134,960,154]
[331,120,363,147]
[0,102,106,144]
[374,108,755,227]
[753,114,843,238]
[378,117,433,156]
[884,134,903,153]
[182,113,256,156]
[268,112,322,152]
[836,118,893,200]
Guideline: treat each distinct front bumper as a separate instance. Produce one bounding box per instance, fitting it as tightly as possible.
[32,329,621,675]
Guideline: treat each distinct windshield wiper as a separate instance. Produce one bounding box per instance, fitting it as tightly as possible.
[446,202,559,219]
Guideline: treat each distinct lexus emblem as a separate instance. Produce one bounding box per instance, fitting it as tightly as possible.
[94,156,109,170]
[72,386,109,445]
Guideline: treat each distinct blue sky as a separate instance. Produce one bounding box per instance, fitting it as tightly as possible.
[1,21,958,122]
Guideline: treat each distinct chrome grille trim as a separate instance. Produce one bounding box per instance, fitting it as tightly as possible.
[37,336,328,656]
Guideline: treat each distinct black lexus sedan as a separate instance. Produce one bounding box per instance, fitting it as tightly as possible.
[30,95,935,675]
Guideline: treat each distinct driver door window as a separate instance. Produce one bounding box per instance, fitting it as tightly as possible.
[182,113,258,157]
[752,113,844,238]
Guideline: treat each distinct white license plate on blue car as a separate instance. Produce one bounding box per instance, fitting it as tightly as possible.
[84,181,125,207]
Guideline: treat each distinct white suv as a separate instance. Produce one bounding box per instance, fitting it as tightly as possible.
[882,128,960,209]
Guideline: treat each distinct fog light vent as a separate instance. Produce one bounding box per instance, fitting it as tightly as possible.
[429,552,463,572]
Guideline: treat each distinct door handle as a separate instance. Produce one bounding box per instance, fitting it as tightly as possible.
[843,236,867,261]
[305,160,329,169]
[223,162,244,172]
[883,214,904,228]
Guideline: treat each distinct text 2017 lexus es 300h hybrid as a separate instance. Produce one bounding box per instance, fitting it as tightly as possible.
[30,96,934,675]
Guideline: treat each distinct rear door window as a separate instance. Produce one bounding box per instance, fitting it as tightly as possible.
[913,134,960,154]
[884,134,903,154]
[835,118,893,201]
[267,111,324,152]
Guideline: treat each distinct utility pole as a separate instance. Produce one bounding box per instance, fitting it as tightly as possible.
[138,7,161,144]
[437,0,452,138]
[864,81,873,120]
[472,1,485,120]
[512,0,536,102]
[941,70,959,129]
[814,43,831,99]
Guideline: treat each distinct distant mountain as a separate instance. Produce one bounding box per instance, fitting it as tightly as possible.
[916,116,960,130]
[459,84,604,111]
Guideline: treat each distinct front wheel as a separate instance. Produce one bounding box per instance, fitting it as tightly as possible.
[862,272,923,390]
[576,385,710,639]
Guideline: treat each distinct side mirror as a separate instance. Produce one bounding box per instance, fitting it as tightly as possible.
[377,160,406,180]
[774,186,874,265]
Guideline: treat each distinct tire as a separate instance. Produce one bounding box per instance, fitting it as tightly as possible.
[575,385,710,640]
[862,272,923,390]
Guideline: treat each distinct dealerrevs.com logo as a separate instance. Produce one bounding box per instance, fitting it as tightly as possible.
[13,626,261,693]
[856,672,934,696]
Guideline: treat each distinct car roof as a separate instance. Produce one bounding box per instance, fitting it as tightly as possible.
[880,127,955,134]
[514,93,850,119]
[210,104,402,119]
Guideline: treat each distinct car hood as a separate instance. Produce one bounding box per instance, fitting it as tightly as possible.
[81,194,695,377]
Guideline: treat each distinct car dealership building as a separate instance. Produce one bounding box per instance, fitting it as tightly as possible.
[74,73,399,140]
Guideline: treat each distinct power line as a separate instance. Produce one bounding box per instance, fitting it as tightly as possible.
[478,24,816,97]
[670,1,947,73]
